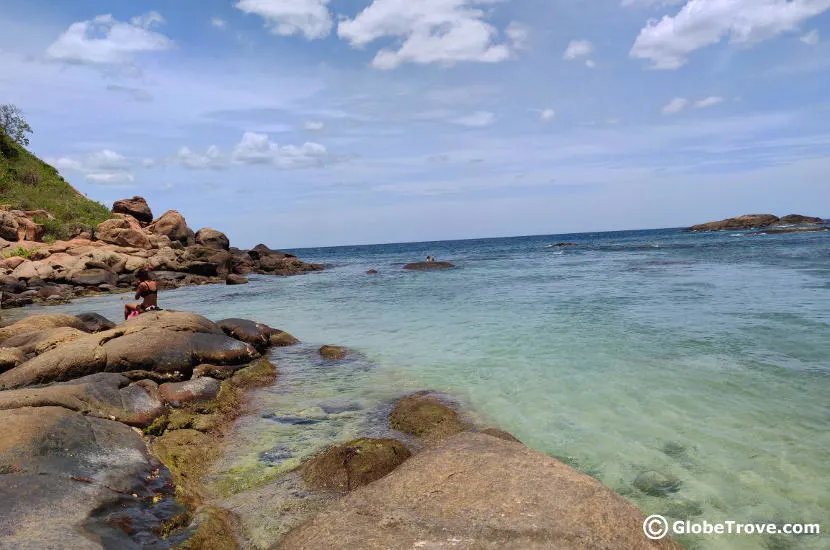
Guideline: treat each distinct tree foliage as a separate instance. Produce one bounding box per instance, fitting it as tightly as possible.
[0,104,33,146]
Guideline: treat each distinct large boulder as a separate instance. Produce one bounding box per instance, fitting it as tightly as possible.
[94,217,153,249]
[68,267,117,286]
[112,196,153,226]
[0,314,89,345]
[148,210,196,246]
[319,345,347,360]
[158,377,221,407]
[195,227,230,250]
[389,391,463,439]
[301,438,411,491]
[75,312,117,333]
[2,326,87,356]
[688,214,780,231]
[279,432,683,550]
[0,210,43,241]
[10,260,55,281]
[0,348,25,373]
[0,373,164,426]
[0,406,184,549]
[218,318,286,351]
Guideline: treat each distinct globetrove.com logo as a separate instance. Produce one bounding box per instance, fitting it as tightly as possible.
[643,515,821,540]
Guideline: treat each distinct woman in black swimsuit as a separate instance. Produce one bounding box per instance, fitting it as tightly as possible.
[124,268,159,319]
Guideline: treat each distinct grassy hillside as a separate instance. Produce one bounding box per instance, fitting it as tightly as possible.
[0,130,112,241]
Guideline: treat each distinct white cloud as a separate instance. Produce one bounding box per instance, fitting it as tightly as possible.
[694,96,724,108]
[662,97,689,115]
[631,0,830,70]
[338,0,524,69]
[170,133,339,170]
[234,0,332,40]
[212,17,227,29]
[540,108,556,123]
[563,39,594,59]
[173,146,225,170]
[800,29,820,44]
[585,59,596,68]
[46,149,136,184]
[304,120,325,131]
[451,111,496,127]
[45,12,173,67]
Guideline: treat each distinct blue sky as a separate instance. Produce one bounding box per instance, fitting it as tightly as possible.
[0,0,828,248]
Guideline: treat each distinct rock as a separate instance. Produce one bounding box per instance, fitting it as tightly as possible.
[301,438,412,492]
[775,214,825,225]
[319,345,347,360]
[10,260,54,281]
[0,311,258,389]
[0,314,89,345]
[0,373,164,426]
[403,261,455,270]
[247,244,295,261]
[389,391,462,438]
[0,406,184,549]
[0,210,43,241]
[279,432,683,550]
[552,242,577,247]
[0,274,26,293]
[2,326,87,356]
[0,293,33,308]
[218,318,283,351]
[479,427,523,444]
[195,227,230,250]
[94,217,153,249]
[192,363,246,380]
[0,348,25,373]
[633,471,682,497]
[69,267,117,286]
[75,312,116,332]
[148,210,196,246]
[0,256,27,270]
[226,274,249,285]
[270,330,299,347]
[112,196,153,226]
[159,377,221,406]
[688,214,780,231]
[366,269,378,274]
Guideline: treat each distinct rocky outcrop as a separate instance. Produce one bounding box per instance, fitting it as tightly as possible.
[196,227,230,250]
[112,196,153,226]
[688,213,826,231]
[403,261,455,270]
[301,438,412,491]
[0,210,43,241]
[94,216,153,249]
[217,318,294,352]
[278,432,682,550]
[147,210,196,246]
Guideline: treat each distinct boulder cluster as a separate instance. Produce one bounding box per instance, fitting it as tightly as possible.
[0,196,323,308]
[687,213,827,232]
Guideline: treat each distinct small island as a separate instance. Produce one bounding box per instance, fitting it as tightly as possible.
[687,213,827,232]
[403,261,455,270]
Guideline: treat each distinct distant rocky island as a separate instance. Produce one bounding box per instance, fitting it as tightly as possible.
[687,213,827,232]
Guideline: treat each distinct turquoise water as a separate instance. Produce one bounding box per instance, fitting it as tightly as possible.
[34,228,829,549]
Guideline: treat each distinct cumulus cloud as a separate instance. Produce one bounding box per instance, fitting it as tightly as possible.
[662,95,724,115]
[304,120,325,131]
[563,39,594,60]
[45,12,173,68]
[234,0,332,39]
[800,29,820,44]
[47,149,137,184]
[338,0,526,69]
[173,146,225,170]
[540,108,556,122]
[170,133,340,170]
[630,0,830,69]
[694,96,724,108]
[212,17,227,29]
[451,111,496,127]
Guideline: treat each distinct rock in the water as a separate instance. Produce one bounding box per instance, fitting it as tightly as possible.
[75,312,116,333]
[301,438,411,491]
[0,314,89,345]
[688,214,780,231]
[279,432,683,550]
[319,345,347,360]
[479,427,523,444]
[366,269,378,274]
[403,261,455,270]
[226,274,249,285]
[112,196,153,226]
[389,391,462,438]
[776,214,825,225]
[0,406,184,549]
[159,377,221,406]
[195,227,230,250]
[0,373,164,426]
[270,330,299,347]
[148,210,196,246]
[218,318,288,351]
[0,348,25,373]
[633,470,682,496]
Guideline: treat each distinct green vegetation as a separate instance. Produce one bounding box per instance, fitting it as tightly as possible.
[0,108,112,241]
[3,246,32,259]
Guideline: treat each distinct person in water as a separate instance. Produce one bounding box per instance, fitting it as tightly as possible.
[124,267,159,319]
[426,256,433,263]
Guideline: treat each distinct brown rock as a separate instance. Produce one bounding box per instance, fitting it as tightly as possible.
[301,438,411,491]
[366,269,378,274]
[319,345,347,360]
[403,261,455,270]
[688,214,780,231]
[10,260,54,281]
[218,318,282,351]
[2,326,87,356]
[0,314,89,345]
[95,217,153,249]
[278,432,682,550]
[148,210,196,246]
[775,214,825,226]
[195,227,230,250]
[270,330,299,347]
[0,256,26,270]
[226,274,249,285]
[112,196,153,226]
[75,312,116,333]
[159,377,221,406]
[389,391,462,438]
[0,348,25,373]
[479,427,523,444]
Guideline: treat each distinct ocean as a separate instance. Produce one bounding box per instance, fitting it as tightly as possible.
[33,227,830,549]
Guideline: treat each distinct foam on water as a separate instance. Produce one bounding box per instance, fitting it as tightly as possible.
[33,228,830,549]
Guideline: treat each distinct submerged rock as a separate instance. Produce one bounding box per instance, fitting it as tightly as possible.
[403,261,454,270]
[366,269,378,274]
[479,427,523,443]
[279,432,683,549]
[319,345,347,360]
[634,470,682,496]
[389,391,462,439]
[301,438,411,492]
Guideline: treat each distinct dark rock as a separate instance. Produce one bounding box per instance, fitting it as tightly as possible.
[776,214,825,225]
[633,471,682,496]
[218,318,281,351]
[112,196,153,226]
[366,269,378,274]
[247,244,295,261]
[754,226,828,235]
[403,261,455,270]
[69,268,117,287]
[76,312,116,333]
[389,391,462,438]
[552,242,577,247]
[688,214,780,231]
[149,270,187,281]
[319,345,347,360]
[226,274,249,285]
[270,330,299,346]
[0,293,33,308]
[195,227,230,250]
[192,363,245,380]
[301,438,411,491]
[159,377,221,406]
[280,432,684,550]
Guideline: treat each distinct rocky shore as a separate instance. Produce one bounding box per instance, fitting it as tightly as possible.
[687,213,827,232]
[0,308,681,549]
[0,197,323,309]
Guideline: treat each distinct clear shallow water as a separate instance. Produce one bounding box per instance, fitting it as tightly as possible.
[34,228,830,549]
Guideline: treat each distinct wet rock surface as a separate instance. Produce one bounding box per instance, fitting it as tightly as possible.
[318,345,347,360]
[301,438,411,492]
[389,391,464,439]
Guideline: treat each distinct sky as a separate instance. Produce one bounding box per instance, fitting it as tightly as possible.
[0,0,828,248]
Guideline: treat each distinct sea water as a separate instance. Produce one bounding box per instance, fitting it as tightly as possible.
[34,228,830,549]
